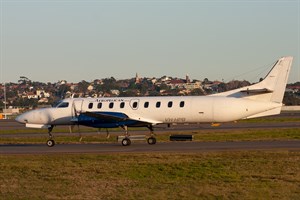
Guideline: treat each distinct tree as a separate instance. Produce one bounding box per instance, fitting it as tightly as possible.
[226,80,250,91]
[119,90,139,97]
[13,98,38,108]
[18,76,31,85]
[100,77,119,93]
[203,78,212,84]
[148,91,160,96]
[283,92,300,105]
[77,81,89,93]
[56,84,70,99]
[217,82,227,93]
[190,88,205,96]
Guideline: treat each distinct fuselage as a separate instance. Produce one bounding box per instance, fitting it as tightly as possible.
[15,96,281,128]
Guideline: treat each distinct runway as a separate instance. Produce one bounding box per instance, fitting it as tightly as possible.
[1,140,300,154]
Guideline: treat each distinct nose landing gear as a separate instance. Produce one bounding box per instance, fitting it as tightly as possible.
[46,125,55,147]
[46,139,55,147]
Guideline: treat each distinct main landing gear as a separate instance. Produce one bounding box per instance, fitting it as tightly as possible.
[147,137,156,145]
[120,125,157,146]
[46,125,55,147]
[120,125,131,146]
[147,125,156,145]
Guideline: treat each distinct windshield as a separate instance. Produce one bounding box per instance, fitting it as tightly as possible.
[56,102,69,108]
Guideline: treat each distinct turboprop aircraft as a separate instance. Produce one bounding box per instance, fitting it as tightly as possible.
[15,56,293,147]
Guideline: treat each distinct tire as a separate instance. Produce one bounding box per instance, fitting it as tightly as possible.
[46,139,55,147]
[147,137,156,145]
[121,138,131,146]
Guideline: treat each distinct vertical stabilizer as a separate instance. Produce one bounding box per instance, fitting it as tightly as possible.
[265,56,293,103]
[212,56,293,104]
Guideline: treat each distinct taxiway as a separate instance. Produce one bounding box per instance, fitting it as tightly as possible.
[0,140,299,154]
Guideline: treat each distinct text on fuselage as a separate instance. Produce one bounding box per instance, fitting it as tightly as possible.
[164,118,186,123]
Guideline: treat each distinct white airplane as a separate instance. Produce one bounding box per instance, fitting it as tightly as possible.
[16,56,293,147]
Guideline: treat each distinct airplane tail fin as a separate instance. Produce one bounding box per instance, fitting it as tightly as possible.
[212,56,293,103]
[256,56,293,103]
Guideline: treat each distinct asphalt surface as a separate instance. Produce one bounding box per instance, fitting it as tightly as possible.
[0,112,299,154]
[1,141,300,154]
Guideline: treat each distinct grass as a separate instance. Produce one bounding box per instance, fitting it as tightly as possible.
[1,117,299,199]
[0,151,299,199]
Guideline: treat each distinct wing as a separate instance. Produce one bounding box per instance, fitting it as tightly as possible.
[78,111,162,128]
[83,111,129,122]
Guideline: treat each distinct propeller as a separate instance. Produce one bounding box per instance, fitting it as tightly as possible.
[97,128,111,139]
[70,100,83,142]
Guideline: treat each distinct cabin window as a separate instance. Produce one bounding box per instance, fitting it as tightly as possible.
[133,102,138,109]
[156,101,161,108]
[57,102,69,108]
[168,101,173,108]
[97,103,102,109]
[120,102,125,108]
[180,101,185,108]
[88,103,93,109]
[109,102,114,109]
[144,102,149,108]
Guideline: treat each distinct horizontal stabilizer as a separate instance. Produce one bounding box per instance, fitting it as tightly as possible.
[244,106,282,119]
[240,88,273,94]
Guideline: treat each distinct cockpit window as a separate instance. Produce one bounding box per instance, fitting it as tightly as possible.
[56,102,69,108]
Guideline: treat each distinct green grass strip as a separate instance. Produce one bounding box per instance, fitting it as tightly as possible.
[0,151,299,199]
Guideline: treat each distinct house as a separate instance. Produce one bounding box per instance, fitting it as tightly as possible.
[110,89,120,96]
[87,85,94,91]
[38,98,49,103]
[36,90,50,98]
[168,79,185,89]
[184,81,201,90]
[27,92,38,99]
[286,85,300,93]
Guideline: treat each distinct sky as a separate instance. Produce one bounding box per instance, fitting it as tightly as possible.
[0,0,299,83]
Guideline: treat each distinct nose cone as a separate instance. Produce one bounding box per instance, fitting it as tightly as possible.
[15,109,52,125]
[15,114,27,124]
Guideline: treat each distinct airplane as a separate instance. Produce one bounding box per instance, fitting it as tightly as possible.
[15,56,293,147]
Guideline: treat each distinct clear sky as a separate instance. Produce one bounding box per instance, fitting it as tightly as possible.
[0,0,299,83]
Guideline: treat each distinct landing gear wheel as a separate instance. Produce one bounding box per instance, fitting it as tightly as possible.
[46,139,55,147]
[147,137,156,145]
[121,138,131,146]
